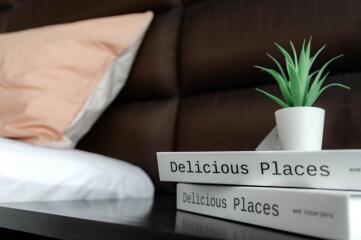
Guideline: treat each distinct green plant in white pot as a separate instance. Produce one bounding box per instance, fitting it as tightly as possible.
[255,38,350,151]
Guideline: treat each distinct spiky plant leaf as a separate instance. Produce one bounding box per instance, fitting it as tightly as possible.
[290,41,299,71]
[254,66,292,105]
[306,82,350,106]
[266,53,288,82]
[320,83,351,94]
[287,61,303,106]
[255,88,289,108]
[312,55,343,86]
[310,44,326,67]
[304,70,319,98]
[255,37,350,107]
[305,37,312,60]
[304,72,330,106]
[298,53,310,100]
[275,43,296,69]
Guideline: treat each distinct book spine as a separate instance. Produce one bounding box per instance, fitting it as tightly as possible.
[177,184,349,240]
[175,210,302,240]
[158,151,361,190]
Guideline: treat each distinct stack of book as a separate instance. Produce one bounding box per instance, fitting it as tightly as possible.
[157,150,361,240]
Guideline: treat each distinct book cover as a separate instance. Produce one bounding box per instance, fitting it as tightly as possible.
[177,183,361,240]
[175,210,309,240]
[158,150,361,190]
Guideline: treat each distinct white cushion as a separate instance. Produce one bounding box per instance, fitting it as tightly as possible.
[0,137,154,202]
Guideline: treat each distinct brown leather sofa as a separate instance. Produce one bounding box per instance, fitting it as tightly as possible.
[1,0,360,194]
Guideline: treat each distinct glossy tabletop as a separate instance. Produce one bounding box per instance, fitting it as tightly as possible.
[0,196,320,240]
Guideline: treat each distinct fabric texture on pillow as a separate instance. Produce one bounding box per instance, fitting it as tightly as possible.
[0,12,153,148]
[1,198,154,223]
[0,137,154,202]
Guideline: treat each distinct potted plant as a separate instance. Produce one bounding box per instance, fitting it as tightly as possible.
[255,38,350,151]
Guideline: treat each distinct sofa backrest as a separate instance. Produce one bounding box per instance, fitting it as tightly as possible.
[2,0,361,194]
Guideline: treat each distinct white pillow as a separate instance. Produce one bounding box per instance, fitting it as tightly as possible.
[0,137,154,202]
[0,198,154,223]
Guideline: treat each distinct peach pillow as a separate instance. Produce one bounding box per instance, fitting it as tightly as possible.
[0,12,153,147]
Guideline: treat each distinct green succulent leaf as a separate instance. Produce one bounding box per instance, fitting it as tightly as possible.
[287,61,303,106]
[305,37,312,60]
[298,46,310,99]
[310,44,326,67]
[256,38,350,107]
[255,88,289,108]
[304,72,329,106]
[275,42,296,69]
[313,54,343,85]
[290,41,299,71]
[266,53,288,82]
[320,83,351,95]
[304,70,319,94]
[254,66,292,105]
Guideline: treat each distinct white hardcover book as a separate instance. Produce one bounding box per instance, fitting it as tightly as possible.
[177,183,361,240]
[175,210,307,240]
[158,150,361,190]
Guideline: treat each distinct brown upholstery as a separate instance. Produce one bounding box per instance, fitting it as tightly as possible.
[1,0,361,194]
[0,0,12,10]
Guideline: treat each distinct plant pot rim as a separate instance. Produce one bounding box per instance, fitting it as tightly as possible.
[275,106,325,114]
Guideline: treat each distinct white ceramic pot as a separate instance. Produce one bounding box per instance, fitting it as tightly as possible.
[275,107,325,151]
